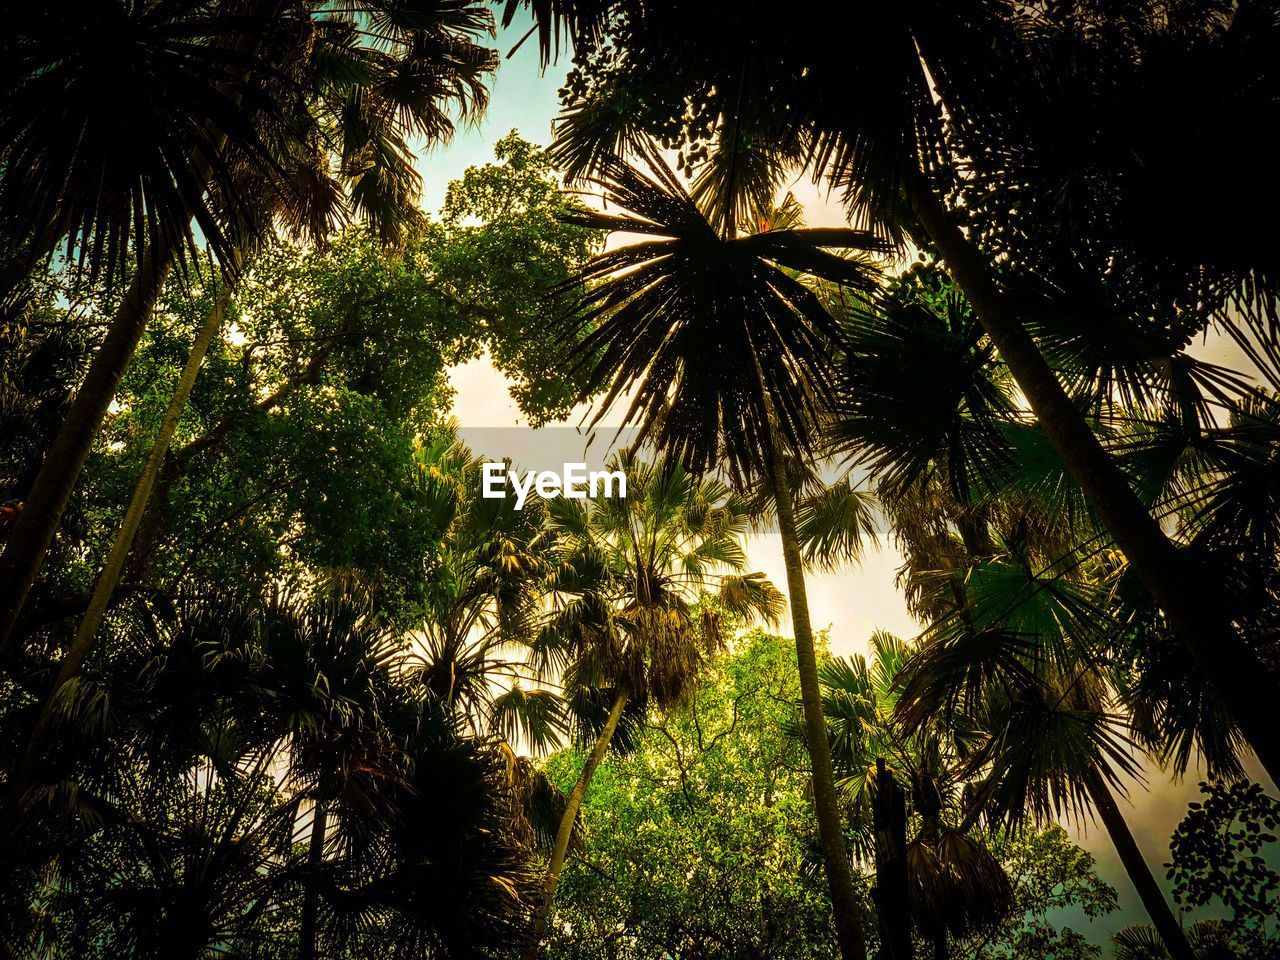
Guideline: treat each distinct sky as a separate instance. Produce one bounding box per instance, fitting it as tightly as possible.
[413,13,1276,948]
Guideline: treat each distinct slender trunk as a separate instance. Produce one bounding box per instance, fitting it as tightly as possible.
[0,243,177,651]
[930,932,947,960]
[908,176,1280,785]
[299,800,328,960]
[872,759,913,960]
[124,293,360,584]
[1083,768,1196,960]
[73,277,233,655]
[766,428,870,960]
[1,281,235,823]
[522,690,627,960]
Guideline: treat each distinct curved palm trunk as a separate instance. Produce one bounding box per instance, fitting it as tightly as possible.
[522,689,627,960]
[766,429,870,960]
[299,800,328,960]
[1,279,234,825]
[0,242,177,651]
[909,176,1280,786]
[872,759,913,960]
[1082,768,1196,960]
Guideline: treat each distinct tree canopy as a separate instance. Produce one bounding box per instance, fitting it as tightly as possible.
[2,2,1280,958]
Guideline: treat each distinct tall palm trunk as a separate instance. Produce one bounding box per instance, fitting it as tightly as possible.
[1,279,235,825]
[1082,768,1196,960]
[0,242,177,650]
[299,800,328,960]
[522,689,627,960]
[872,759,913,960]
[766,427,870,960]
[908,176,1280,785]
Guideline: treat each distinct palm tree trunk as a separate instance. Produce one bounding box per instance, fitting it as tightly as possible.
[72,276,233,657]
[300,800,328,960]
[522,689,628,960]
[930,932,947,960]
[872,759,913,960]
[0,242,177,651]
[0,279,235,824]
[765,427,870,960]
[908,175,1280,786]
[1082,768,1196,960]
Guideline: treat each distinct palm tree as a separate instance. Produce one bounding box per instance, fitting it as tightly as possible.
[408,440,555,727]
[405,439,573,849]
[966,676,1197,960]
[0,0,497,652]
[0,2,280,308]
[254,586,401,960]
[522,449,783,957]
[876,460,1200,960]
[1113,920,1245,960]
[55,754,303,960]
[1,1,498,815]
[829,276,1209,959]
[821,632,1012,960]
[832,267,1260,786]
[509,0,1280,784]
[546,146,887,959]
[874,465,1196,960]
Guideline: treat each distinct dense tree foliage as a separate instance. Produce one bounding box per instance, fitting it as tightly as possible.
[543,630,1120,960]
[1166,780,1280,954]
[7,134,596,635]
[0,138,600,958]
[3,1,1280,958]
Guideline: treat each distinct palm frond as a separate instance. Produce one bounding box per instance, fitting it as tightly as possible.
[553,142,885,481]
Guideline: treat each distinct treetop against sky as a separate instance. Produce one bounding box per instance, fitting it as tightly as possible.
[3,4,1278,958]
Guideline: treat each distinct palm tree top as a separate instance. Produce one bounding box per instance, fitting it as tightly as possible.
[537,449,782,713]
[554,143,887,484]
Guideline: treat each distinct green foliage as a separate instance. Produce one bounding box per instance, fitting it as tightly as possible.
[977,826,1117,960]
[0,135,601,958]
[1167,781,1280,936]
[541,631,1117,960]
[831,264,1015,505]
[542,629,844,960]
[539,451,783,719]
[8,5,1280,956]
[1,587,542,959]
[439,131,602,422]
[40,135,600,627]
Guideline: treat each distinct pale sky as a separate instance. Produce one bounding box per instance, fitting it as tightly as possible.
[416,13,1276,946]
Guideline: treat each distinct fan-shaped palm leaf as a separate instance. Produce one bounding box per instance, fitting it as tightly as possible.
[553,142,885,481]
